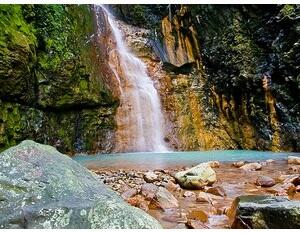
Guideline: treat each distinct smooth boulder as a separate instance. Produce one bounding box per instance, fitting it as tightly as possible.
[255,176,275,187]
[0,140,161,229]
[228,195,300,228]
[174,162,216,189]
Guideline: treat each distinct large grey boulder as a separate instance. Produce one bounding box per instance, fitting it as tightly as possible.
[174,162,216,189]
[0,140,162,229]
[228,195,300,228]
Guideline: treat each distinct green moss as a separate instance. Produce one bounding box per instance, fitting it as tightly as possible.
[280,5,296,18]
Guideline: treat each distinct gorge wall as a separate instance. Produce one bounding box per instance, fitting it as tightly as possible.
[0,4,299,154]
[110,4,300,152]
[0,5,118,154]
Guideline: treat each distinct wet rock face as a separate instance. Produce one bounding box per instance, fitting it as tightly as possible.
[116,4,300,152]
[0,140,161,229]
[228,195,300,229]
[0,5,117,154]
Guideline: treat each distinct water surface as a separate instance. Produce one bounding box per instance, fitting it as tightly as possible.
[73,150,299,170]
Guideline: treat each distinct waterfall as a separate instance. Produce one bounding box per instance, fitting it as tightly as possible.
[97,5,169,152]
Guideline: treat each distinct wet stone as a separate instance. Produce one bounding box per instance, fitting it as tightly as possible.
[255,176,275,187]
[206,186,226,197]
[121,188,138,201]
[141,183,158,200]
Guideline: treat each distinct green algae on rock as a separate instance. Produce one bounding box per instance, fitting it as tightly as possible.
[228,195,300,228]
[0,140,162,229]
[0,5,118,154]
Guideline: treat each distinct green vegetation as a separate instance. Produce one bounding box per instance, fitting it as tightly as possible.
[0,5,117,154]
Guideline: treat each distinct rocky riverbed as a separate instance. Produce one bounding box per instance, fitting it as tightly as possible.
[89,159,300,229]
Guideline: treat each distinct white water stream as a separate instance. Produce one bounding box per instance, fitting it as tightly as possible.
[99,6,168,152]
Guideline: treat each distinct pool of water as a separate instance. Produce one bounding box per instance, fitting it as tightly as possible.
[73,150,299,170]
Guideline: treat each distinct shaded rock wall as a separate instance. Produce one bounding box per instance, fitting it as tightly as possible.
[0,5,118,154]
[112,4,300,152]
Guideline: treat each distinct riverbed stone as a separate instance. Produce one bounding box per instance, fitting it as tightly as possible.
[207,161,220,168]
[156,187,179,210]
[196,192,213,203]
[174,162,217,189]
[266,182,296,196]
[0,140,162,229]
[186,219,210,229]
[255,176,276,187]
[288,156,300,165]
[240,162,262,171]
[228,195,300,228]
[141,183,158,200]
[121,188,138,201]
[232,161,245,168]
[206,186,226,197]
[143,171,159,183]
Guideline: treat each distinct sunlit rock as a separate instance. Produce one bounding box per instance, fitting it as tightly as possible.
[240,162,262,171]
[288,156,300,165]
[175,162,216,189]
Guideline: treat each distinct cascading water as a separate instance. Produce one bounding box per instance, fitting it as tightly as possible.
[97,5,168,152]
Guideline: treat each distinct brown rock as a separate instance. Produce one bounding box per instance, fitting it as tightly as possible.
[162,180,181,192]
[183,191,196,198]
[240,162,262,171]
[186,219,210,229]
[232,161,245,168]
[196,192,213,203]
[288,156,300,165]
[127,195,150,211]
[207,161,220,168]
[208,215,229,228]
[288,166,300,173]
[161,210,187,223]
[175,223,188,229]
[206,186,226,197]
[156,187,179,210]
[143,171,159,183]
[255,176,276,187]
[139,200,150,211]
[266,183,296,196]
[188,209,209,222]
[278,175,300,185]
[121,188,138,200]
[141,183,158,200]
[296,185,300,192]
[266,159,274,163]
[284,175,300,186]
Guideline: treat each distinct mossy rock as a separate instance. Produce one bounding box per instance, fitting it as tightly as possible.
[0,140,162,229]
[228,195,300,228]
[0,5,37,104]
